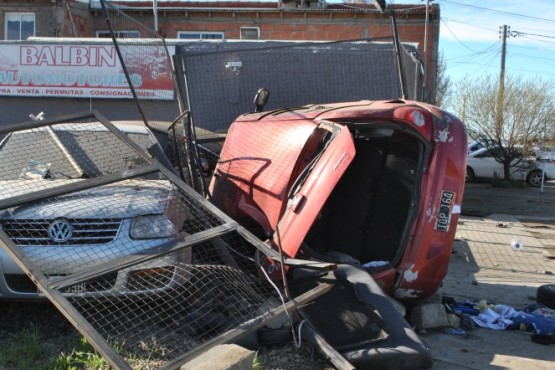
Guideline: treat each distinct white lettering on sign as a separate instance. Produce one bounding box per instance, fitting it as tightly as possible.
[20,46,117,67]
[0,71,133,87]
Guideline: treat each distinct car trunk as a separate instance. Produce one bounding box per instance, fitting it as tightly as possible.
[301,126,424,267]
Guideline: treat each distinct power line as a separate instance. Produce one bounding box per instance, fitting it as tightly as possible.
[508,52,554,63]
[446,43,499,60]
[442,17,498,34]
[440,18,481,53]
[522,36,555,46]
[511,43,555,54]
[510,31,555,40]
[438,0,555,24]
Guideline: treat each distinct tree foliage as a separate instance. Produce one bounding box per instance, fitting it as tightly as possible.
[455,74,555,180]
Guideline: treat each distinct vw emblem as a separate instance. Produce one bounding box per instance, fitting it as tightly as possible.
[48,219,73,242]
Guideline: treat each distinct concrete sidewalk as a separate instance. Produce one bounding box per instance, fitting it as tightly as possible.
[421,214,555,369]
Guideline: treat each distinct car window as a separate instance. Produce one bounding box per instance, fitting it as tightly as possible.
[475,150,493,158]
[468,142,484,152]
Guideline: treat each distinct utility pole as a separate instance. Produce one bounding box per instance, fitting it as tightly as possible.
[153,0,158,34]
[496,25,508,136]
[422,0,431,103]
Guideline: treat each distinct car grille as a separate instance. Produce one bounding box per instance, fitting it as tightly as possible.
[0,218,122,245]
[4,273,118,293]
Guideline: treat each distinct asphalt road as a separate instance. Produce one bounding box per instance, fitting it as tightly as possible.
[462,181,555,219]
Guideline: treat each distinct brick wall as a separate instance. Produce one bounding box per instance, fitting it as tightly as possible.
[141,7,440,101]
[85,4,439,101]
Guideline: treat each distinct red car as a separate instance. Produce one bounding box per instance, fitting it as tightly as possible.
[209,98,467,300]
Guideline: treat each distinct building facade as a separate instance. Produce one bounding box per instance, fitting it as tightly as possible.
[0,1,440,102]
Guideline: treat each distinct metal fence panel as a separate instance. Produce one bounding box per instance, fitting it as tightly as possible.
[175,39,422,137]
[0,111,301,370]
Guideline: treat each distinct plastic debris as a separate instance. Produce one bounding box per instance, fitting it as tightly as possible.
[511,238,522,251]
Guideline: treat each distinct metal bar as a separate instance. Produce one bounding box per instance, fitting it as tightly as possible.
[300,319,356,370]
[0,110,99,136]
[100,0,150,126]
[390,11,407,100]
[0,164,159,211]
[196,138,226,144]
[161,282,332,370]
[0,229,132,370]
[50,222,237,290]
[178,37,394,58]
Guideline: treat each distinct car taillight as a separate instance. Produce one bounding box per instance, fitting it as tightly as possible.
[393,107,432,139]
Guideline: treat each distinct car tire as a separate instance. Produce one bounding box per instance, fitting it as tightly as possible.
[536,284,555,309]
[526,170,544,187]
[465,167,475,183]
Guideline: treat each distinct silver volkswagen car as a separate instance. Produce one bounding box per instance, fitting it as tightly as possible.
[0,120,190,300]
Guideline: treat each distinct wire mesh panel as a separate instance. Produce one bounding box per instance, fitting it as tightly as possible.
[99,0,206,195]
[0,111,295,370]
[175,39,422,137]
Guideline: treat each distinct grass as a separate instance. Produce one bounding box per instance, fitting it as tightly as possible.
[49,337,109,370]
[252,350,262,370]
[0,328,111,370]
[0,328,171,370]
[0,324,54,370]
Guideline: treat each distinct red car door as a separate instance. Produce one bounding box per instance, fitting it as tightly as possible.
[272,120,355,258]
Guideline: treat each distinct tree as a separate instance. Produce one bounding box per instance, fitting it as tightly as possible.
[434,51,451,108]
[455,74,555,181]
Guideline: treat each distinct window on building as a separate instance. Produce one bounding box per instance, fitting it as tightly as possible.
[96,30,140,38]
[5,12,35,40]
[240,27,260,40]
[177,32,224,40]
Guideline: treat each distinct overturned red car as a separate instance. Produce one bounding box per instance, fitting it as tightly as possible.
[209,98,467,300]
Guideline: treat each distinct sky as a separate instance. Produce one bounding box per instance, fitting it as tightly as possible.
[392,0,555,84]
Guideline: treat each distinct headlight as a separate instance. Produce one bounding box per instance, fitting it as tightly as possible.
[130,215,176,239]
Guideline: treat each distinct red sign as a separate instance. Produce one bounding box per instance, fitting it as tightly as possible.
[0,43,175,100]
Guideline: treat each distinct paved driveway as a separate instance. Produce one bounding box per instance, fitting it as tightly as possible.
[421,213,555,369]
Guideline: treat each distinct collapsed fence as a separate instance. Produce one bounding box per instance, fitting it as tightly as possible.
[0,111,330,369]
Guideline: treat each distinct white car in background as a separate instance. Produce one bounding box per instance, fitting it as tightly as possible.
[466,147,554,187]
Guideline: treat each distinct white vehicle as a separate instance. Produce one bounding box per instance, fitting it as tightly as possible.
[0,121,189,300]
[466,147,553,187]
[467,139,498,156]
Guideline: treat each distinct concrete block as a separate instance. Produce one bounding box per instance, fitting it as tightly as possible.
[411,303,450,330]
[180,344,254,370]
